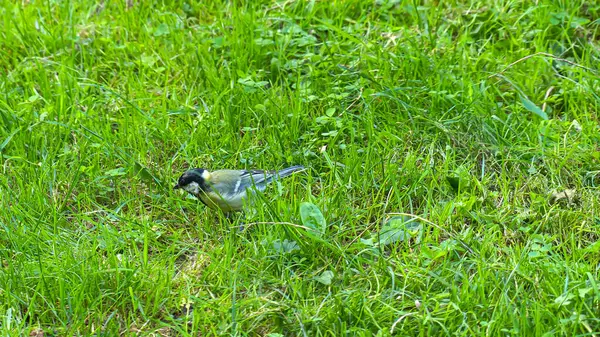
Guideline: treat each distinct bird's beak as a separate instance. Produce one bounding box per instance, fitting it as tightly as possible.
[173,184,180,190]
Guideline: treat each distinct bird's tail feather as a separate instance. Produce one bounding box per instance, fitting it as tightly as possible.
[277,165,305,178]
[262,165,304,184]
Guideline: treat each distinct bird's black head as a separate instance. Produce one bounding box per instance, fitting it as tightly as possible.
[173,168,211,194]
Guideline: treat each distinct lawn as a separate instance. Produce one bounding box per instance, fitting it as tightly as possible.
[1,0,599,336]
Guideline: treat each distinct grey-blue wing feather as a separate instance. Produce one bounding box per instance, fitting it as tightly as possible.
[239,170,273,191]
[239,165,304,192]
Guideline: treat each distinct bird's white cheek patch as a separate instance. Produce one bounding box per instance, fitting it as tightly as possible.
[183,182,201,194]
[201,170,211,181]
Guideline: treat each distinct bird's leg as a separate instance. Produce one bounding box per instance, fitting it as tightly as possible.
[224,212,245,232]
[231,211,246,232]
[238,212,246,232]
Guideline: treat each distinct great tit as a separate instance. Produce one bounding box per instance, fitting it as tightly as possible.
[173,165,305,213]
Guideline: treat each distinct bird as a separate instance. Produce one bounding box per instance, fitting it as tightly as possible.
[173,165,305,214]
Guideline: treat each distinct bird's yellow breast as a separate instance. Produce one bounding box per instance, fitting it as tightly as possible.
[198,190,247,213]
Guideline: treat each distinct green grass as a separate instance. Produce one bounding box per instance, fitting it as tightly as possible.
[1,0,599,335]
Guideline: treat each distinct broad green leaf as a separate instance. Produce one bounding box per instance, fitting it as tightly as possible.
[528,250,541,258]
[360,237,375,246]
[313,270,334,285]
[140,53,158,68]
[153,23,170,37]
[571,16,590,28]
[105,168,127,176]
[446,165,471,192]
[446,176,461,191]
[271,239,299,254]
[300,202,326,237]
[584,240,600,254]
[378,216,422,246]
[315,116,331,124]
[520,95,548,120]
[578,287,593,299]
[211,36,224,48]
[236,69,246,78]
[549,12,566,25]
[554,293,574,307]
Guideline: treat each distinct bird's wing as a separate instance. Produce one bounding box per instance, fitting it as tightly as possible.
[240,170,270,183]
[239,170,276,191]
[240,167,303,190]
[206,170,270,197]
